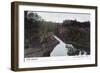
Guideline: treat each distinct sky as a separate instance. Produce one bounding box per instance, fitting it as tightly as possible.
[28,11,90,23]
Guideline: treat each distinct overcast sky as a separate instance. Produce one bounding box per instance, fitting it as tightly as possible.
[28,11,90,23]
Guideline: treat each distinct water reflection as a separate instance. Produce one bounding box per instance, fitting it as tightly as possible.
[50,35,69,56]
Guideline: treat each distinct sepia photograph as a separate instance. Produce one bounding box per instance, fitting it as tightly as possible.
[24,11,90,58]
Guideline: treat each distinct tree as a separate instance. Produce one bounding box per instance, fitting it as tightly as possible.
[24,11,42,48]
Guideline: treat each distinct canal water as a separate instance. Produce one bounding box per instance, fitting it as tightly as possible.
[50,35,70,56]
[50,35,87,56]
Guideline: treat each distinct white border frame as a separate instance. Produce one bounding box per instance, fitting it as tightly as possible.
[18,5,96,68]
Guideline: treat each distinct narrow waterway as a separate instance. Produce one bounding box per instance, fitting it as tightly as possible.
[50,35,87,56]
[50,35,69,56]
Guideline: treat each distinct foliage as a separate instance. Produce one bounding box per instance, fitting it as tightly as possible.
[24,11,90,55]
